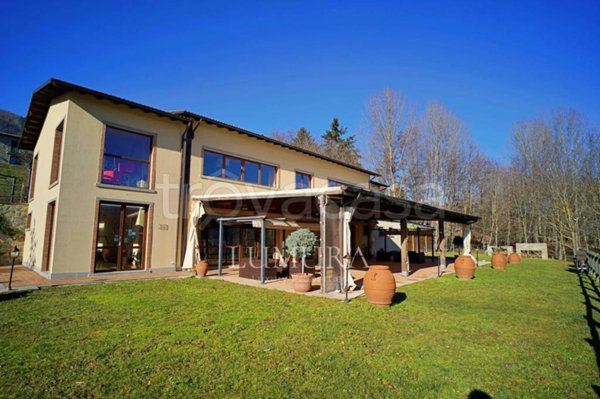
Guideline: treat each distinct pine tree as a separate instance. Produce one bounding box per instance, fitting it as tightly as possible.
[322,118,361,166]
[291,127,320,153]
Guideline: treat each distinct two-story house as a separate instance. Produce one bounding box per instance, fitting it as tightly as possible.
[19,79,478,293]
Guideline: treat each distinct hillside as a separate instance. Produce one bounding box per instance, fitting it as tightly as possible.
[0,109,24,135]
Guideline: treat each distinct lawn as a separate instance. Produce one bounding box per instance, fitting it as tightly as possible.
[0,259,598,398]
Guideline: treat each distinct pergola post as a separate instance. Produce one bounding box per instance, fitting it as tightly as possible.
[260,219,266,284]
[400,219,409,277]
[218,218,223,276]
[463,224,472,255]
[437,220,446,269]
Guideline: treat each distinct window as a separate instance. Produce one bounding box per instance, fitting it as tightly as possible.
[244,161,259,184]
[296,172,312,189]
[261,164,276,187]
[26,213,32,230]
[50,122,64,185]
[29,154,38,200]
[328,179,344,187]
[101,127,152,189]
[202,150,277,187]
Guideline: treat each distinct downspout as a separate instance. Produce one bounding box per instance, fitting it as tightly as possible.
[176,120,197,268]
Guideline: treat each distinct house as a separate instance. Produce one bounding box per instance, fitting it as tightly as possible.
[19,79,478,292]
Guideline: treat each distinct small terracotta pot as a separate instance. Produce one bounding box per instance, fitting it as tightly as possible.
[508,253,521,265]
[364,265,396,307]
[491,253,507,269]
[292,273,314,292]
[196,260,209,277]
[454,255,476,279]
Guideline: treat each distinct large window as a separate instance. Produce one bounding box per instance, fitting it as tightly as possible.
[203,150,277,187]
[296,172,312,189]
[101,127,152,189]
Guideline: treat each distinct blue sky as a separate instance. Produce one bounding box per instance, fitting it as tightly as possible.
[1,1,599,161]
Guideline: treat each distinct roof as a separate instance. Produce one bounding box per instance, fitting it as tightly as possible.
[194,185,480,224]
[20,79,189,150]
[19,79,379,176]
[172,110,379,176]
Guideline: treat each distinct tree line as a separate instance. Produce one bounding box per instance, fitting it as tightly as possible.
[272,88,600,259]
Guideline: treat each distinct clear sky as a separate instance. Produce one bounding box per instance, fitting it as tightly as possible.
[1,1,599,161]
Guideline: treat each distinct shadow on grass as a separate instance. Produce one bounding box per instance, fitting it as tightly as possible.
[468,389,492,399]
[577,270,600,389]
[391,292,407,306]
[0,290,33,302]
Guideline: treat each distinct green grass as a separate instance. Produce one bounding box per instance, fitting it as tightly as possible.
[1,259,598,398]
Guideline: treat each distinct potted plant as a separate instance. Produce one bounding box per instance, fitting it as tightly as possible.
[285,229,317,292]
[196,248,209,277]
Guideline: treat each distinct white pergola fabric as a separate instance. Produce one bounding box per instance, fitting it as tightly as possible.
[342,206,357,291]
[182,202,205,270]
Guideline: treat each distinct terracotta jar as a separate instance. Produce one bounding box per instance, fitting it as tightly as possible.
[196,260,209,277]
[454,255,476,279]
[508,253,521,265]
[292,273,314,292]
[491,253,507,269]
[364,265,396,307]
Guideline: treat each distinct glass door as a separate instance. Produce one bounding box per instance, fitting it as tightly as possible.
[95,202,147,272]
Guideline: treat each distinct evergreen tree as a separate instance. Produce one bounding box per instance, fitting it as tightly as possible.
[322,117,361,166]
[291,127,320,153]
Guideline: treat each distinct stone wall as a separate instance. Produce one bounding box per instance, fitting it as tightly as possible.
[0,204,27,265]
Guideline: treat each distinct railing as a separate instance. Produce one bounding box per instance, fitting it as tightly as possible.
[586,250,600,281]
[0,175,27,204]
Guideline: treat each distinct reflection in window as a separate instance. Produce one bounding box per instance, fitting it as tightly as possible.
[328,179,344,187]
[224,157,242,180]
[203,151,223,177]
[202,150,276,187]
[101,127,152,189]
[261,165,276,187]
[244,161,259,184]
[296,172,311,189]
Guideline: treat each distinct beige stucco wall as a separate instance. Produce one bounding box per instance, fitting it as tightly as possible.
[24,93,187,277]
[189,121,371,198]
[22,98,68,275]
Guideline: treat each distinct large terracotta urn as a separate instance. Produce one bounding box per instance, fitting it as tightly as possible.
[508,252,521,264]
[196,260,209,277]
[364,265,396,307]
[491,253,507,269]
[454,255,476,279]
[292,273,314,292]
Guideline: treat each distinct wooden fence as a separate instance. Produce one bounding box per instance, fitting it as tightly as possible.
[586,250,600,281]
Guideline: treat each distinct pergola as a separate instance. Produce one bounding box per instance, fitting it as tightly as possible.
[187,186,479,293]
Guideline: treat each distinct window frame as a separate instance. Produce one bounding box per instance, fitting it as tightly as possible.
[49,121,64,186]
[295,171,313,189]
[98,125,156,190]
[29,154,38,201]
[202,149,278,188]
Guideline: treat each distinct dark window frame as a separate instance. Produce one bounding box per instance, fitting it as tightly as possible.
[202,149,277,187]
[29,154,38,201]
[49,121,64,185]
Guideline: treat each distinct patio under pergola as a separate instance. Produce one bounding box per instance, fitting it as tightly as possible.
[183,186,479,294]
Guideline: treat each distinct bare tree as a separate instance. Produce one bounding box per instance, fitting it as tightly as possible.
[364,88,418,197]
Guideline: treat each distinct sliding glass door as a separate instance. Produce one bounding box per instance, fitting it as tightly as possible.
[95,202,148,272]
